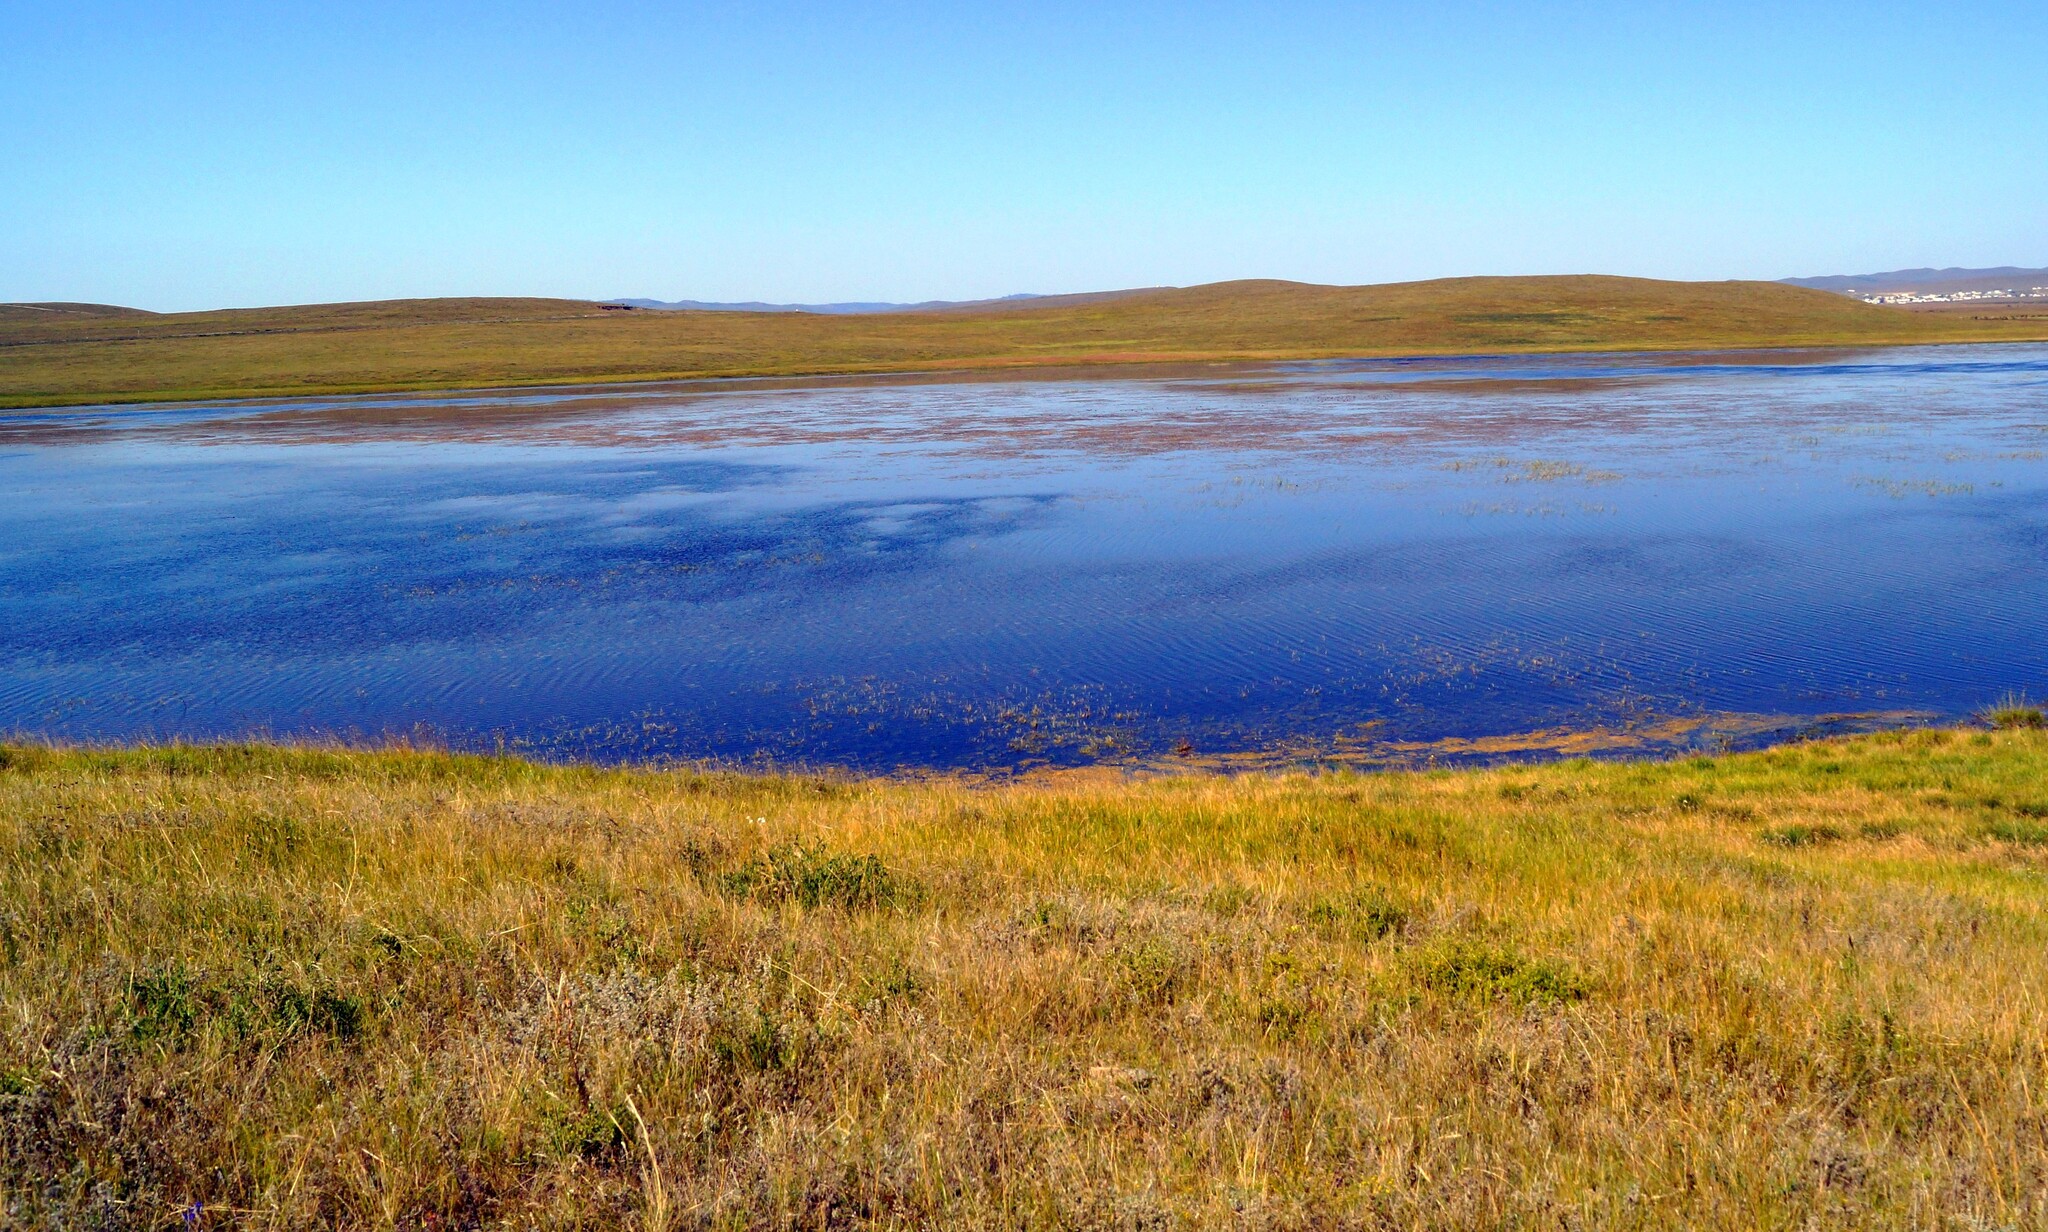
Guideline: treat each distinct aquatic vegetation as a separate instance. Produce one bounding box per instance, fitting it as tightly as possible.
[1853,475,1977,498]
[3,727,2047,1227]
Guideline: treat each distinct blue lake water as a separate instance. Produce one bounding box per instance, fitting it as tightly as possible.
[3,345,2045,770]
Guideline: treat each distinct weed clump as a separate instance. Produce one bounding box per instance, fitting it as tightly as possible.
[1987,818,2048,845]
[124,966,366,1046]
[859,958,928,1011]
[0,745,55,775]
[710,1009,800,1074]
[125,967,200,1043]
[1110,936,1193,1007]
[1414,941,1589,1007]
[1982,693,2046,730]
[544,1105,631,1164]
[1305,884,1407,940]
[719,841,902,910]
[1761,823,1843,848]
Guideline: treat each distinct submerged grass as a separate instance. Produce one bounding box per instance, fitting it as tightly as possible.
[3,728,2048,1227]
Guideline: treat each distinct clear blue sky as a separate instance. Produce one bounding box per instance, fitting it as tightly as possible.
[4,2,2044,311]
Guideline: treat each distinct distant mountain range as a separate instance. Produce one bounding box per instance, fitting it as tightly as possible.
[608,293,1051,314]
[631,270,2048,313]
[1782,266,2048,296]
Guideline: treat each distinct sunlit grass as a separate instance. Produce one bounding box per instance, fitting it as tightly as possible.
[4,728,2047,1227]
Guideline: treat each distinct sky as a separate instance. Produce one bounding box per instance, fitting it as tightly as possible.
[3,2,2045,311]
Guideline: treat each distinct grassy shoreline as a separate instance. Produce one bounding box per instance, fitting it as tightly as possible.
[8,275,2048,410]
[5,729,2047,1227]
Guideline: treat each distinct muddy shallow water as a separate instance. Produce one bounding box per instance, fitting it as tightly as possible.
[3,345,2045,770]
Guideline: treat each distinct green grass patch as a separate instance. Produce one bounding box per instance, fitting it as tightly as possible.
[125,965,367,1047]
[1760,823,1844,848]
[1987,818,2048,845]
[1412,940,1591,1007]
[718,841,904,910]
[1304,883,1408,939]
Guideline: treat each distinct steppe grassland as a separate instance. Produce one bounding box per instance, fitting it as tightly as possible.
[2,728,2046,1228]
[8,275,2048,408]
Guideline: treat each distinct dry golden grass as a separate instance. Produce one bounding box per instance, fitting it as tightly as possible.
[6,276,2047,408]
[3,728,2046,1228]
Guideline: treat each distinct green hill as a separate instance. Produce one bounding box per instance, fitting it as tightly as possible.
[5,276,2046,408]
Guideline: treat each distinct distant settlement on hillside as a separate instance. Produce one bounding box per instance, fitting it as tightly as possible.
[1851,285,2048,305]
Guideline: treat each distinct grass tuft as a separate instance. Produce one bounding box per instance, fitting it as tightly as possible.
[1982,691,2047,730]
[1987,818,2048,845]
[1305,883,1408,939]
[1760,822,1843,848]
[718,840,904,910]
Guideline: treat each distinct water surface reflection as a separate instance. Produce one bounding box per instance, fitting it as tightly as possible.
[3,345,2044,769]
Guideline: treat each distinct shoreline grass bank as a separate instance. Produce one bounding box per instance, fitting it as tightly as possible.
[4,729,2047,1227]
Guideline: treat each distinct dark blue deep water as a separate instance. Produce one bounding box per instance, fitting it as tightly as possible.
[3,345,2045,769]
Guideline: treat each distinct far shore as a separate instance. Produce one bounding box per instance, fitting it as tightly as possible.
[8,274,2048,410]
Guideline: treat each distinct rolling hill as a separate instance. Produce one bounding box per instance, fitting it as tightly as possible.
[5,275,2046,409]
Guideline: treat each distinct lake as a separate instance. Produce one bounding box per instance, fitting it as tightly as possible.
[3,344,2045,771]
